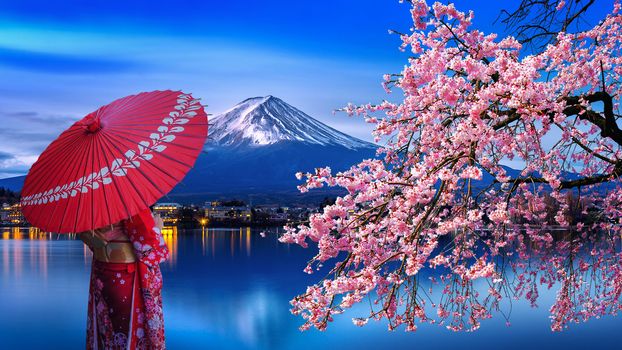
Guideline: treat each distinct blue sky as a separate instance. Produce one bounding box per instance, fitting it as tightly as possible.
[0,0,614,178]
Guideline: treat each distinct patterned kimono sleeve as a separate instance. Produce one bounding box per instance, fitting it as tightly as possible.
[123,208,168,349]
[125,209,169,267]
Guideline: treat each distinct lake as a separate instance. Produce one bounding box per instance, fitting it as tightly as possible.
[0,226,619,349]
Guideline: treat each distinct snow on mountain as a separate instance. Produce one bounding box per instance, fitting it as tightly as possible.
[208,96,374,150]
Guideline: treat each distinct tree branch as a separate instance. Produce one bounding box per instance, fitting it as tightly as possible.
[497,161,622,190]
[564,92,622,146]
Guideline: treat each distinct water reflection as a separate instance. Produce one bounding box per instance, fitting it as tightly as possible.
[161,226,179,267]
[1,227,75,282]
[0,227,261,272]
[193,227,255,261]
[0,227,619,349]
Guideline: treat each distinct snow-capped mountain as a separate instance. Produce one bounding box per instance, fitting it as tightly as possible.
[208,96,373,149]
[172,96,377,203]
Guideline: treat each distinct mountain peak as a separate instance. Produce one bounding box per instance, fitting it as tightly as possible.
[208,96,375,149]
[240,95,274,104]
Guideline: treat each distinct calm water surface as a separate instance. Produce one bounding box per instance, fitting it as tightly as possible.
[0,227,619,349]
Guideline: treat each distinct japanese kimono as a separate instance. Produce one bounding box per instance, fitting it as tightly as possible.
[85,209,169,349]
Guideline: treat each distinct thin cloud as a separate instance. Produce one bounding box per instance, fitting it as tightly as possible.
[0,111,71,177]
[0,151,15,161]
[0,151,32,179]
[0,46,137,74]
[3,111,37,117]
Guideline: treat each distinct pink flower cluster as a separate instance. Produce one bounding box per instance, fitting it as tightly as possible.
[281,0,622,333]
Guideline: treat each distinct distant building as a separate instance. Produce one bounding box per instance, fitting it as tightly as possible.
[1,203,10,222]
[2,203,26,225]
[268,212,288,222]
[252,205,292,223]
[204,202,252,222]
[153,203,182,224]
[287,206,315,221]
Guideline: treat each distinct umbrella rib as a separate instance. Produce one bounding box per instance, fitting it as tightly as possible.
[93,134,114,230]
[22,128,88,195]
[96,132,154,215]
[24,132,91,193]
[107,102,185,122]
[98,131,173,199]
[101,130,190,195]
[104,93,205,127]
[91,133,95,231]
[102,130,197,169]
[25,135,91,232]
[104,107,205,123]
[70,130,97,233]
[101,91,153,119]
[23,129,89,191]
[105,91,180,121]
[104,111,205,126]
[106,122,209,127]
[105,126,208,153]
[110,90,173,115]
[96,132,131,228]
[108,127,209,142]
[42,131,93,233]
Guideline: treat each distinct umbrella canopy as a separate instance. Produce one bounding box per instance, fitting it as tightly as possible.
[20,90,208,233]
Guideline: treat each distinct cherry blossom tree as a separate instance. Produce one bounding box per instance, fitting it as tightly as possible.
[280,0,622,332]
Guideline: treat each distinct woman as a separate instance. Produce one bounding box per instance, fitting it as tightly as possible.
[79,209,169,349]
[17,90,206,349]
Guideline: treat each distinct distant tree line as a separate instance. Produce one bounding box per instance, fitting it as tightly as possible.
[0,187,19,204]
[219,200,247,207]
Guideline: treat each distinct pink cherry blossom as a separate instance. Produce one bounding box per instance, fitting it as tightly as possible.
[282,0,622,333]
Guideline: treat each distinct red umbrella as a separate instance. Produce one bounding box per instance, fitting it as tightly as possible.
[20,90,208,233]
